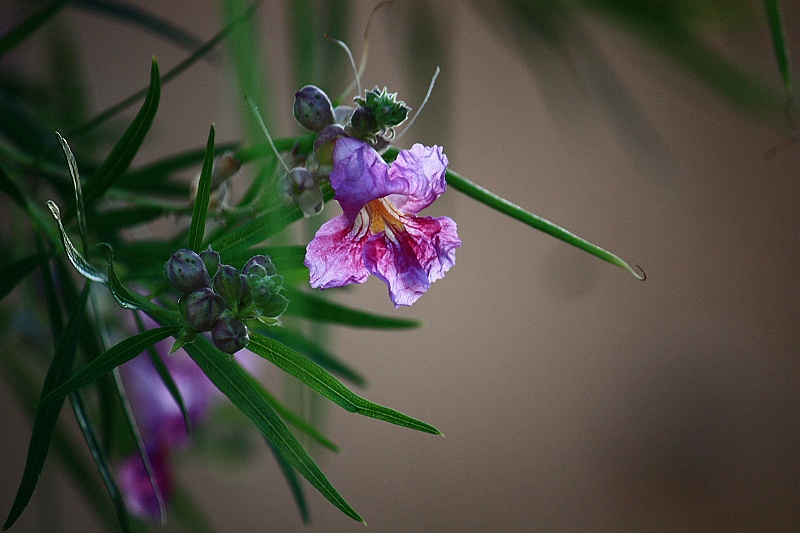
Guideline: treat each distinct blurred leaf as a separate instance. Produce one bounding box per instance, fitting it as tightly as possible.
[265,437,310,523]
[47,200,107,283]
[39,326,180,405]
[168,484,216,533]
[74,0,210,55]
[765,0,793,98]
[247,332,441,435]
[97,243,148,310]
[188,124,216,252]
[90,206,166,232]
[0,251,51,302]
[0,161,26,207]
[284,288,422,329]
[0,0,69,58]
[184,337,364,523]
[211,205,299,254]
[117,142,237,191]
[3,283,89,531]
[69,391,131,533]
[438,163,645,279]
[82,58,161,206]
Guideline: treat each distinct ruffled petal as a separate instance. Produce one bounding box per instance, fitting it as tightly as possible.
[305,212,371,289]
[403,215,461,282]
[330,138,392,218]
[385,144,448,215]
[362,231,430,307]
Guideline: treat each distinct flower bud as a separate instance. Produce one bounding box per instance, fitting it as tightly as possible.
[211,151,242,188]
[293,85,335,132]
[200,246,220,278]
[182,288,226,332]
[313,124,345,166]
[348,106,378,140]
[333,105,354,126]
[213,264,252,312]
[165,249,211,294]
[279,168,323,217]
[212,317,249,354]
[243,255,277,278]
[248,274,284,308]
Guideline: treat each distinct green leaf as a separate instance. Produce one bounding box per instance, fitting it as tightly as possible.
[97,242,148,310]
[117,142,237,191]
[184,338,364,523]
[3,283,90,531]
[247,332,441,435]
[284,288,421,329]
[211,204,299,254]
[0,0,69,58]
[260,326,366,386]
[47,200,107,283]
[188,124,215,252]
[82,58,161,206]
[0,161,26,207]
[56,132,89,255]
[0,251,51,302]
[69,391,131,533]
[441,164,645,280]
[38,326,180,405]
[245,373,339,452]
[765,0,793,98]
[265,437,310,523]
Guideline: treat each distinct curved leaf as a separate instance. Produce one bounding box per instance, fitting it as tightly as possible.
[0,251,52,302]
[97,242,148,310]
[247,332,441,435]
[184,338,364,523]
[47,200,107,283]
[765,0,793,98]
[56,132,88,255]
[0,0,68,58]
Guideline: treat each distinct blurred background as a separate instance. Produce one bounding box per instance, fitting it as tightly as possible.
[1,0,799,531]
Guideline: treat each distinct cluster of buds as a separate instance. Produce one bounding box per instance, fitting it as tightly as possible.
[164,247,288,354]
[281,84,411,217]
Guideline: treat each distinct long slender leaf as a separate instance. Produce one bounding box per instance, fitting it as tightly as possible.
[247,332,441,435]
[70,391,131,533]
[211,204,299,254]
[258,326,366,386]
[47,200,107,283]
[116,142,237,190]
[3,284,90,531]
[38,326,180,405]
[284,288,421,329]
[82,58,161,206]
[245,373,339,452]
[97,242,148,310]
[184,338,363,523]
[188,124,215,251]
[0,161,26,207]
[765,0,793,98]
[0,0,69,58]
[440,164,645,280]
[265,437,310,524]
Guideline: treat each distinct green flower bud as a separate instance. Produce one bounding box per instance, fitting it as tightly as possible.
[243,255,277,278]
[165,249,211,294]
[293,85,335,132]
[182,288,226,332]
[213,264,251,312]
[200,246,220,278]
[212,317,250,354]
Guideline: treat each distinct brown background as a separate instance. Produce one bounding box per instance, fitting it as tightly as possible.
[1,1,799,531]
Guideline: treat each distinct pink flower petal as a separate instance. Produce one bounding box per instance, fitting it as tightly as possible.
[385,144,448,215]
[305,213,371,289]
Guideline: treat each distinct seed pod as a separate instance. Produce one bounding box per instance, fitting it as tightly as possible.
[293,85,335,132]
[182,288,226,332]
[165,249,211,294]
[212,317,250,354]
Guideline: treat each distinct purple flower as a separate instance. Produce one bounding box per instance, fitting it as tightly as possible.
[305,137,461,306]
